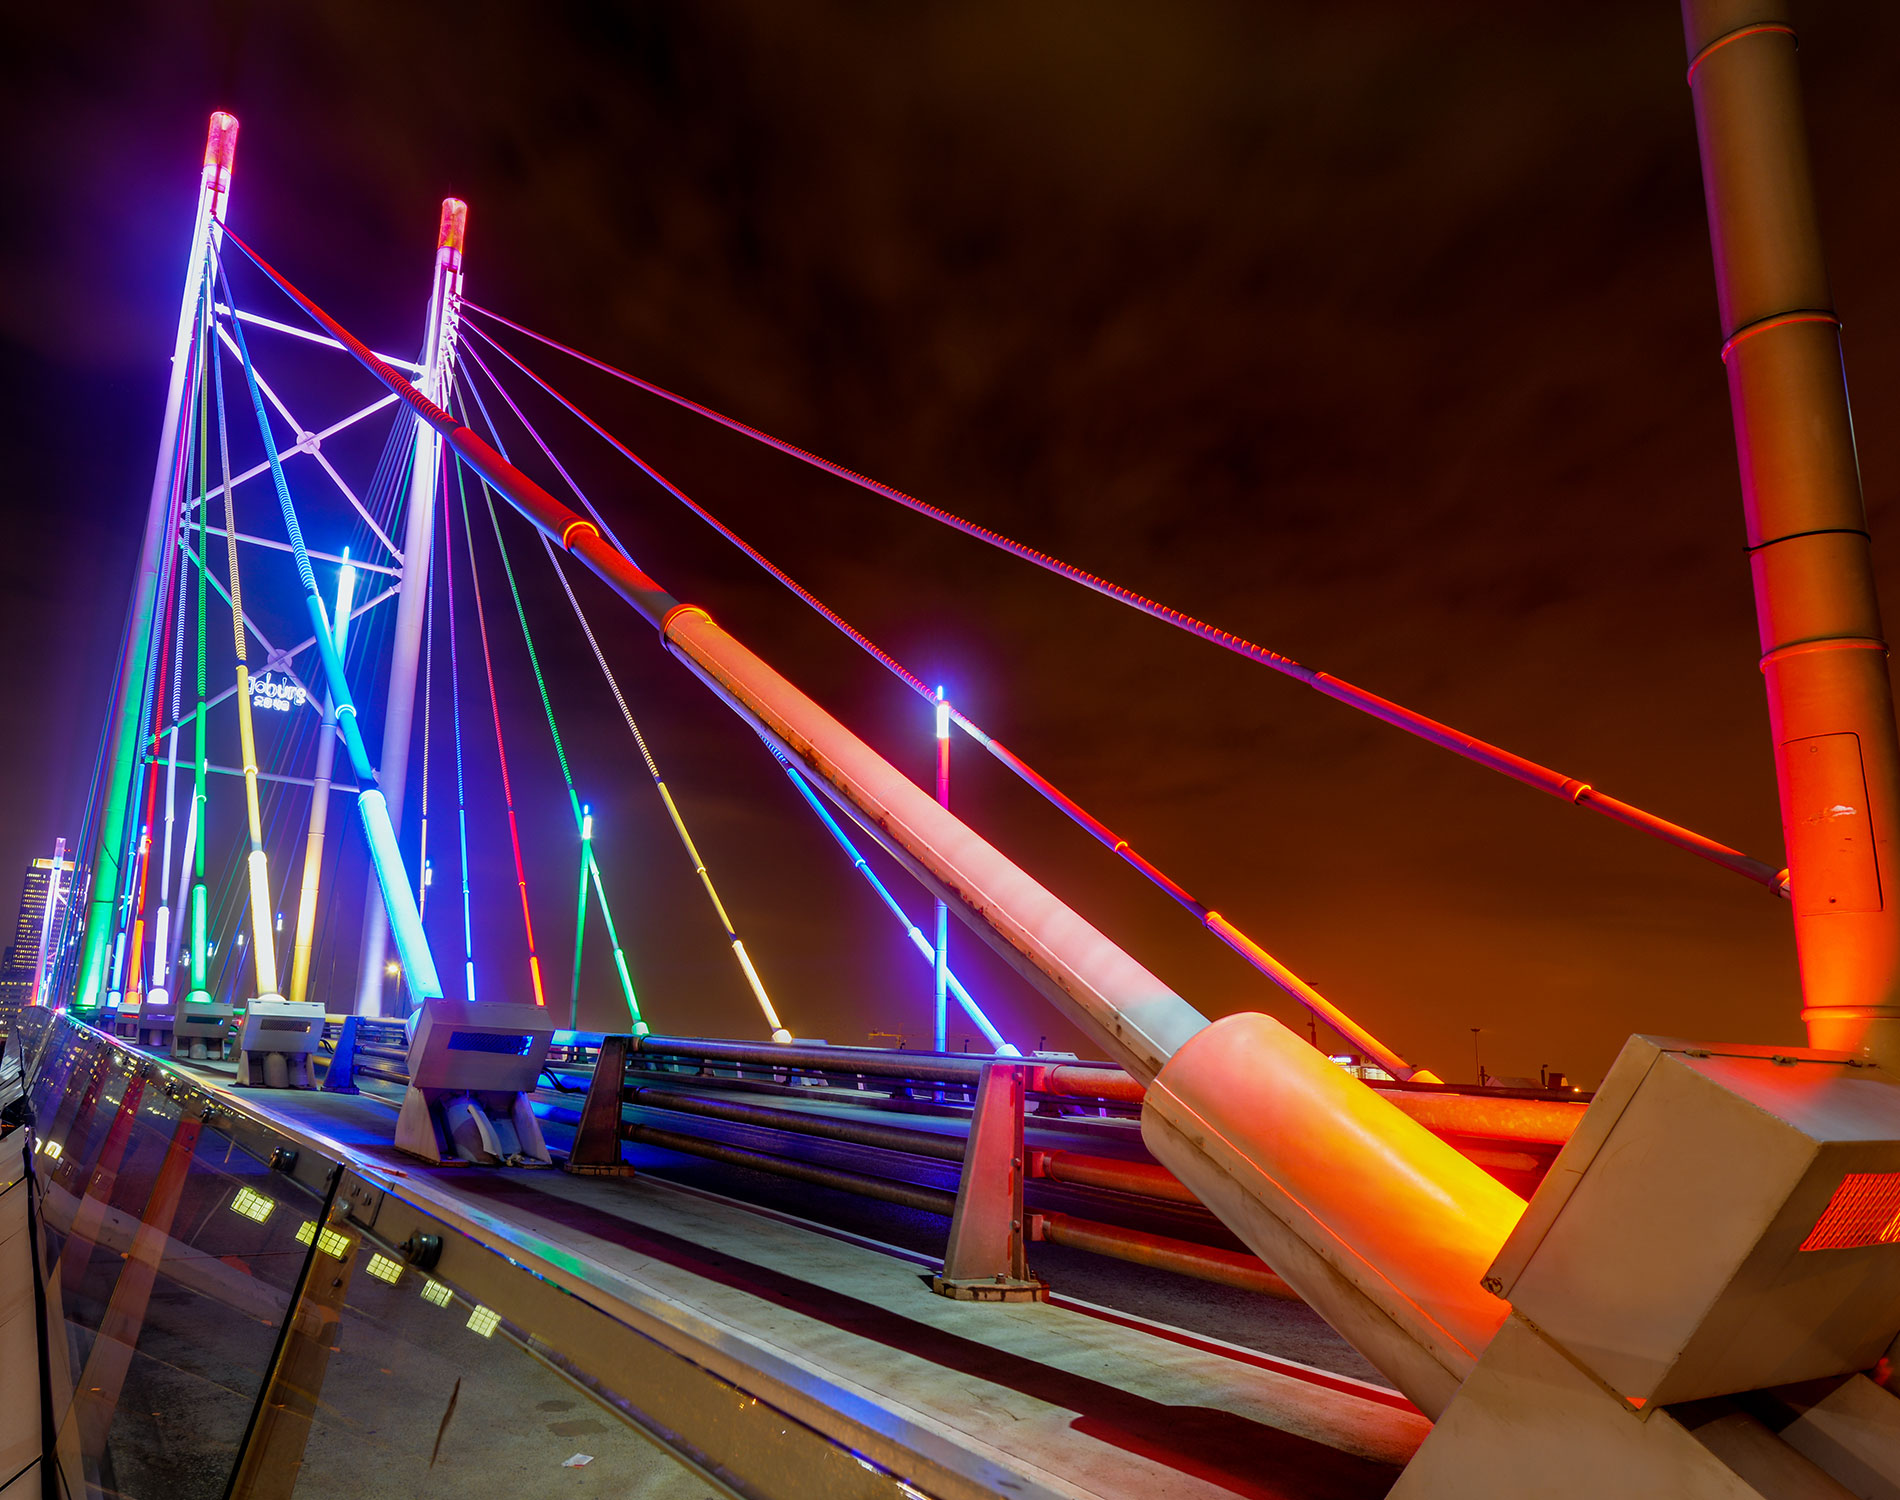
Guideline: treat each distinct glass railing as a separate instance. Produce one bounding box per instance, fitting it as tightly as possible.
[9,1007,935,1500]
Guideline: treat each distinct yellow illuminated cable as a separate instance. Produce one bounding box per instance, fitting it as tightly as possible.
[211,335,282,1001]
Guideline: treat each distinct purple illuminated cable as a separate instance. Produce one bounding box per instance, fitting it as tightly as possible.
[458,305,1785,895]
[455,330,1436,1076]
[460,331,935,701]
[438,439,478,1003]
[455,351,793,1040]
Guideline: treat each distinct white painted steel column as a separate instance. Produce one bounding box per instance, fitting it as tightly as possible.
[74,113,237,1009]
[353,200,465,1015]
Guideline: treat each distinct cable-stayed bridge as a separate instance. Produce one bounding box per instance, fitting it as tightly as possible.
[12,6,1900,1495]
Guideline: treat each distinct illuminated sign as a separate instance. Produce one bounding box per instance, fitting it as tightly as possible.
[251,673,308,713]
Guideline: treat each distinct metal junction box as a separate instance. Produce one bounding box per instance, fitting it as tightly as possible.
[1485,1036,1900,1408]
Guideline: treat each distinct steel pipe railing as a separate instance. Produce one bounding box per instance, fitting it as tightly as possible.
[623,1121,959,1217]
[1030,1149,1199,1207]
[1031,1212,1298,1300]
[626,1087,968,1163]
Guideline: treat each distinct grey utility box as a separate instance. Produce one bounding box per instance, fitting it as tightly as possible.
[1486,1036,1900,1408]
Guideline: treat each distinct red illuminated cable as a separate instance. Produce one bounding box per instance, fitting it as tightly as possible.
[220,224,1421,1075]
[459,335,1425,1078]
[460,334,934,701]
[450,405,547,1007]
[461,304,1785,895]
[124,321,205,995]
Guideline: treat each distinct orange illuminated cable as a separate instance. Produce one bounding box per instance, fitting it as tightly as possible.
[457,335,1425,1079]
[462,305,1785,896]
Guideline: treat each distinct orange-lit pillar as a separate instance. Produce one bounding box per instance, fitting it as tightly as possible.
[1683,2,1900,1057]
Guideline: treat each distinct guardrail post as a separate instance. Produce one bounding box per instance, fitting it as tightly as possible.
[320,1016,361,1095]
[564,1034,634,1176]
[931,1062,1045,1301]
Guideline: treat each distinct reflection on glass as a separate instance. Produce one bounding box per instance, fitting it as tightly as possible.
[25,1013,325,1500]
[282,1218,716,1499]
[16,1012,727,1500]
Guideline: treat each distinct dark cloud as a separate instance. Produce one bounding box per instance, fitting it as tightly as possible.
[4,2,1899,1083]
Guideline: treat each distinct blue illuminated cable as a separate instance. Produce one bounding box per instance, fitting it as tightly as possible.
[766,745,1014,1054]
[443,438,478,1003]
[214,252,442,1002]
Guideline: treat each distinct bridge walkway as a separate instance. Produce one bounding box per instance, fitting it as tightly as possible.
[170,1051,1428,1500]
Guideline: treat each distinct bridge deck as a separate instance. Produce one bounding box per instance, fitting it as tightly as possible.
[172,1057,1427,1499]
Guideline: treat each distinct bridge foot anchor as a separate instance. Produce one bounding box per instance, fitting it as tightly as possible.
[929,1273,1047,1303]
[1398,1035,1900,1496]
[235,998,325,1088]
[396,1085,551,1167]
[391,1000,556,1167]
[172,994,233,1062]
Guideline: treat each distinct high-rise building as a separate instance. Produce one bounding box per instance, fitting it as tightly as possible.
[0,850,76,1014]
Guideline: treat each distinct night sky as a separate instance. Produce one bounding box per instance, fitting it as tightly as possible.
[5,2,1900,1086]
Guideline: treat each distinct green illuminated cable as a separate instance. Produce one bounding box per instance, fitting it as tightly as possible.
[455,371,787,1041]
[474,469,644,1033]
[187,269,211,1005]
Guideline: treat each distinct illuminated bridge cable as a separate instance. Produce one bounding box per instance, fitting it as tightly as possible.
[226,225,1409,1074]
[208,308,283,1004]
[457,357,787,1042]
[417,493,436,922]
[440,447,477,1002]
[460,333,1425,1079]
[450,445,547,1007]
[464,422,644,1033]
[152,278,210,1008]
[112,278,204,1010]
[452,381,643,1034]
[545,546,789,1042]
[462,306,1786,897]
[179,280,212,1007]
[214,254,442,1005]
[769,745,1016,1053]
[119,301,201,1010]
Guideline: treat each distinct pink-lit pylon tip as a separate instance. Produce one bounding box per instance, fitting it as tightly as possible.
[204,112,239,191]
[438,198,469,268]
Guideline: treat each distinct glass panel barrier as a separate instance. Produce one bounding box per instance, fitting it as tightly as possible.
[13,1010,946,1500]
[21,1010,327,1500]
[268,1194,720,1498]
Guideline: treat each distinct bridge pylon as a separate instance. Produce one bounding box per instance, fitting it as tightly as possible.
[351,197,466,1017]
[73,112,238,1012]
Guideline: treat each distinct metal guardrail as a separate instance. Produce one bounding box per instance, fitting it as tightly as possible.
[297,1021,1574,1300]
[568,1035,1302,1302]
